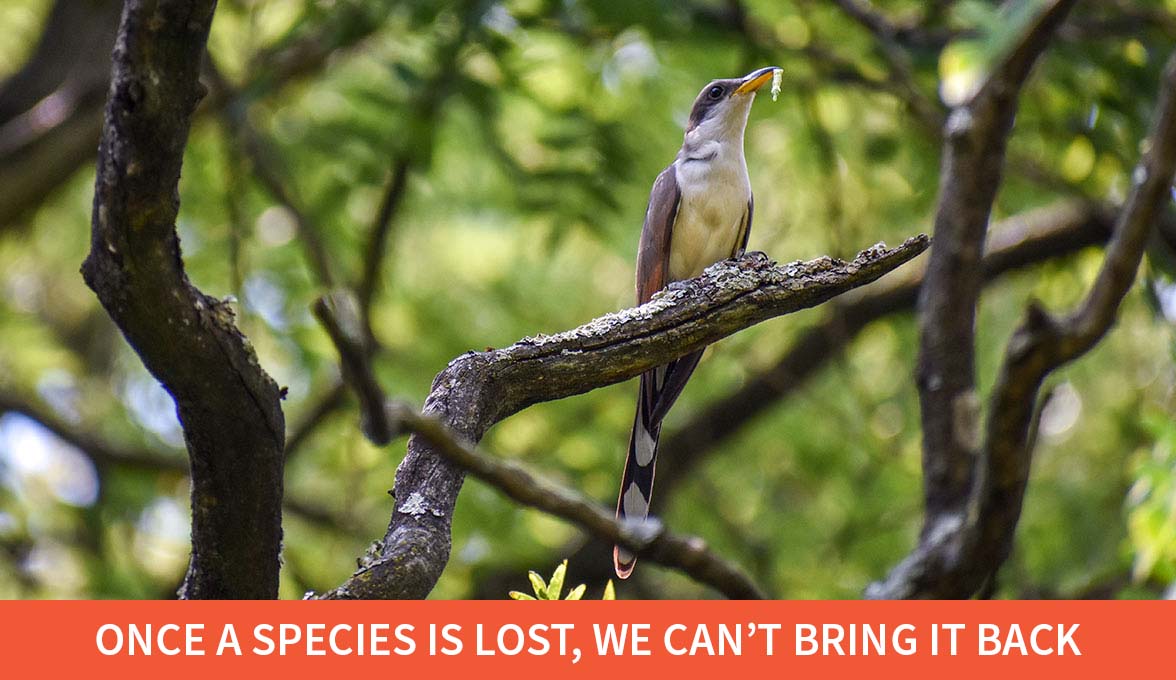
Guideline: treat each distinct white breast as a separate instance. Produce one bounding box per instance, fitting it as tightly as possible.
[668,147,751,281]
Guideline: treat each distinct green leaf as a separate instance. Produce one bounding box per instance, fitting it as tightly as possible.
[547,560,567,600]
[603,580,616,601]
[565,584,586,601]
[527,571,548,599]
[509,591,537,601]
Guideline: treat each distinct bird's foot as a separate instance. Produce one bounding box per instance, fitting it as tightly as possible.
[737,250,773,267]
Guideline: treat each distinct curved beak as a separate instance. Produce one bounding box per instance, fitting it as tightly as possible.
[734,66,780,96]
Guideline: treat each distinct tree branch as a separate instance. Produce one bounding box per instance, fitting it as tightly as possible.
[394,405,767,599]
[825,0,953,49]
[821,0,946,131]
[0,0,121,125]
[203,60,338,289]
[358,159,412,316]
[0,0,391,229]
[658,200,1125,501]
[915,0,1075,529]
[312,293,400,446]
[314,237,927,598]
[283,382,348,462]
[477,200,1138,597]
[0,389,357,537]
[871,51,1176,600]
[0,0,121,230]
[697,0,945,134]
[0,390,184,474]
[80,0,285,599]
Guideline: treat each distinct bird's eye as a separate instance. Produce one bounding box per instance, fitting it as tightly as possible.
[707,85,724,100]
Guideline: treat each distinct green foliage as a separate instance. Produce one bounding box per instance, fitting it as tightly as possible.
[509,560,615,600]
[1127,414,1176,586]
[0,0,1174,599]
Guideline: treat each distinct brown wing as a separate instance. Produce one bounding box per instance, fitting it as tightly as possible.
[636,164,681,304]
[738,194,754,255]
[615,164,685,579]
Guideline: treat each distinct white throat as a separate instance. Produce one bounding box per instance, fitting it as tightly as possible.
[668,95,755,281]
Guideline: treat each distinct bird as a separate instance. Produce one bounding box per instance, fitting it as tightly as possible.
[613,66,780,579]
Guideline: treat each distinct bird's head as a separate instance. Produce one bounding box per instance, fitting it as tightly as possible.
[684,66,779,146]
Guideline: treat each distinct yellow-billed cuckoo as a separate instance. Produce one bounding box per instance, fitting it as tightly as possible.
[614,66,779,579]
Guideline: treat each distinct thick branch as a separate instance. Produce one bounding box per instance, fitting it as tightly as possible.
[81,0,285,599]
[658,200,1122,500]
[0,0,120,229]
[317,237,928,599]
[872,51,1176,599]
[0,1,120,125]
[481,201,1128,597]
[915,0,1075,526]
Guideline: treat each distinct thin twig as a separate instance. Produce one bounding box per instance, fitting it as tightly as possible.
[312,293,400,446]
[283,382,348,461]
[692,0,945,133]
[357,159,411,316]
[0,390,355,540]
[0,391,184,473]
[825,0,953,49]
[822,0,946,130]
[203,59,338,289]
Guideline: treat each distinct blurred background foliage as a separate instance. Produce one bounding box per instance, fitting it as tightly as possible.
[1,0,1175,599]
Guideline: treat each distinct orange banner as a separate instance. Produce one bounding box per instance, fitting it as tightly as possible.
[0,601,1168,678]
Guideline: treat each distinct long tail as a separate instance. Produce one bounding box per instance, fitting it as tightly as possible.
[613,349,704,578]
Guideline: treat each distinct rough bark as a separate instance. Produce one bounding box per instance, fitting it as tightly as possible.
[915,0,1075,538]
[317,237,929,598]
[472,199,1142,599]
[871,51,1176,599]
[81,0,285,599]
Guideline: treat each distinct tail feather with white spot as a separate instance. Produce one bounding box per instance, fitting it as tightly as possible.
[613,349,704,578]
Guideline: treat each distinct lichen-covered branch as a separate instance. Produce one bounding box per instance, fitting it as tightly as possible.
[475,200,1144,596]
[657,200,1127,503]
[80,0,285,599]
[316,236,928,599]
